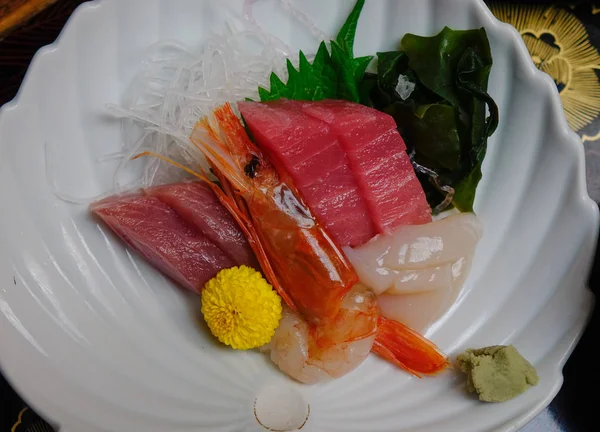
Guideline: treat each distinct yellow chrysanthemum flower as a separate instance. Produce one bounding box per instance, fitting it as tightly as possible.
[201,265,282,350]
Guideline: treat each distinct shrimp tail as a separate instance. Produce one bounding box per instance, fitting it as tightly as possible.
[372,316,450,377]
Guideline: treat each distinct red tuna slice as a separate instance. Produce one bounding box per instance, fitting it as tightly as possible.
[91,195,238,294]
[145,181,257,267]
[302,164,374,246]
[301,99,395,136]
[239,100,376,246]
[360,152,432,227]
[238,100,342,177]
[239,99,348,183]
[310,194,374,246]
[290,143,347,187]
[299,100,431,232]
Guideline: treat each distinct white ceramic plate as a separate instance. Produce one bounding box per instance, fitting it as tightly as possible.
[0,0,598,431]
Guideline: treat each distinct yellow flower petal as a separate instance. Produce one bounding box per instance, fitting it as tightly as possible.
[201,266,282,350]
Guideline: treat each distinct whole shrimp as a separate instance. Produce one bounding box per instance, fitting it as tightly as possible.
[140,102,448,378]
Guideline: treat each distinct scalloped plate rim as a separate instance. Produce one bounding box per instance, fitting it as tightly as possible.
[0,0,598,431]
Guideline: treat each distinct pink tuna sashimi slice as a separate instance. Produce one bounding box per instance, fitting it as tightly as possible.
[145,181,257,267]
[239,99,376,247]
[91,194,239,294]
[240,99,344,186]
[299,99,431,232]
[302,164,374,245]
[239,99,350,187]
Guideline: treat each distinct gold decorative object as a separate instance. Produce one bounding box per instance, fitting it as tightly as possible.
[568,1,600,15]
[0,0,58,38]
[11,408,54,432]
[490,2,600,134]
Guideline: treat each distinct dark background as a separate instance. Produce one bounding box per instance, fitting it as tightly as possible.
[0,0,599,430]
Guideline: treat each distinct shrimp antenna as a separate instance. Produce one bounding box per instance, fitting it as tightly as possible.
[132,151,208,182]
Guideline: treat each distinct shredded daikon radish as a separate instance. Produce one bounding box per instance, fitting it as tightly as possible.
[280,0,331,42]
[47,1,328,203]
[105,19,284,188]
[86,0,325,194]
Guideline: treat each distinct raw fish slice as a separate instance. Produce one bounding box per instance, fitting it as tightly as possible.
[343,252,453,296]
[387,265,453,295]
[91,195,238,294]
[238,100,339,167]
[310,189,370,225]
[343,245,398,295]
[240,100,347,189]
[347,213,482,330]
[299,99,431,232]
[358,153,431,229]
[378,289,452,333]
[305,183,373,246]
[302,164,358,200]
[349,213,482,275]
[239,99,375,246]
[288,144,348,186]
[378,255,474,332]
[387,153,433,227]
[322,217,373,247]
[300,99,387,132]
[352,129,407,167]
[383,213,482,269]
[145,181,257,267]
[302,165,374,244]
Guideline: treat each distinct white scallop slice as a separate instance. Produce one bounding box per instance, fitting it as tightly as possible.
[382,213,483,269]
[385,264,453,295]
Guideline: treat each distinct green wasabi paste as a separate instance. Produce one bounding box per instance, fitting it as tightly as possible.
[456,345,539,403]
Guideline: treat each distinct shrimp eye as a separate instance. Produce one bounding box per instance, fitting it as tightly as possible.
[244,155,260,179]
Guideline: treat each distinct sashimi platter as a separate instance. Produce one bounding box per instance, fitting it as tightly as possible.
[77,0,541,416]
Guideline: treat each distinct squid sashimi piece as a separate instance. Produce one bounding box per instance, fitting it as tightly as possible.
[343,248,458,296]
[386,265,453,295]
[382,213,481,269]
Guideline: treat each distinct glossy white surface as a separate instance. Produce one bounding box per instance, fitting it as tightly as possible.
[0,0,597,431]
